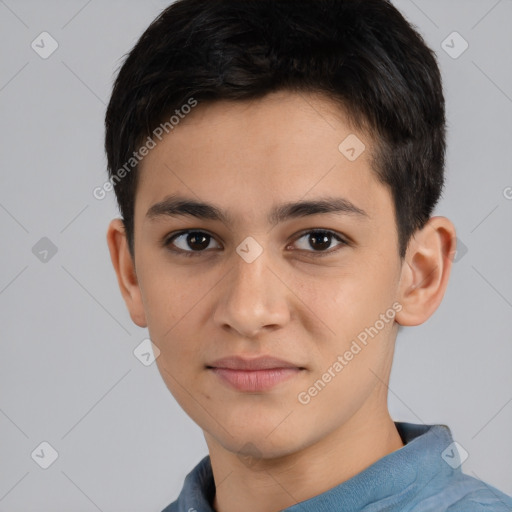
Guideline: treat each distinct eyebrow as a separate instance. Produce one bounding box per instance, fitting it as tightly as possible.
[145,194,368,225]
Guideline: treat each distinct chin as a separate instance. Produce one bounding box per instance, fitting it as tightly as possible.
[211,426,306,460]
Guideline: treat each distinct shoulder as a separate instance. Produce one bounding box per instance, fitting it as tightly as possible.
[444,489,512,512]
[423,472,512,512]
[160,500,177,512]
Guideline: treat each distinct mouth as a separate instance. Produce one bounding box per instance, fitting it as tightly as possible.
[206,355,305,392]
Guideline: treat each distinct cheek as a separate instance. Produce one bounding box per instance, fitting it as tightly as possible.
[137,273,203,371]
[138,257,202,328]
[307,263,399,364]
[314,272,392,326]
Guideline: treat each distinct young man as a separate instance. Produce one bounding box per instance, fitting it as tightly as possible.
[104,1,512,511]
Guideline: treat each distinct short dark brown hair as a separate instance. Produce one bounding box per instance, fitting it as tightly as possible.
[105,0,446,258]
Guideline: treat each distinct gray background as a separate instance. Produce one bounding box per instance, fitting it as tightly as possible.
[0,0,511,510]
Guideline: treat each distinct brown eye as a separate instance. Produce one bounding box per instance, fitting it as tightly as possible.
[167,230,221,253]
[292,230,346,253]
[308,232,332,250]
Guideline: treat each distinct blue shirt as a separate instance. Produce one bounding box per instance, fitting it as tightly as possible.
[162,422,512,511]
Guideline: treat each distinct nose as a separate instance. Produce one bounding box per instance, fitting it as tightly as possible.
[213,247,291,338]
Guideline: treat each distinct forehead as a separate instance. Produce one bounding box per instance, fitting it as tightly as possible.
[135,90,388,225]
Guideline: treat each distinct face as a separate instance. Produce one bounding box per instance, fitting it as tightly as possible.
[128,91,405,459]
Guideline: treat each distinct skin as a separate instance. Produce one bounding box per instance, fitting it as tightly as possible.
[107,90,456,512]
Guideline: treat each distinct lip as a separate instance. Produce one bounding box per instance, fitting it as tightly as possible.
[207,356,305,392]
[207,355,303,371]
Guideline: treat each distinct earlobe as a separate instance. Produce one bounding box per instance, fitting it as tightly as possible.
[106,219,148,328]
[395,216,456,326]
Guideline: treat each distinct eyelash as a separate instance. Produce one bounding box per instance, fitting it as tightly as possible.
[163,229,349,258]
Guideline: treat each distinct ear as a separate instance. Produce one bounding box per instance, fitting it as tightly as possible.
[106,218,147,328]
[395,216,456,326]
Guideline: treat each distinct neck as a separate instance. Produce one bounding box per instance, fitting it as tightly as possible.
[207,405,404,512]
